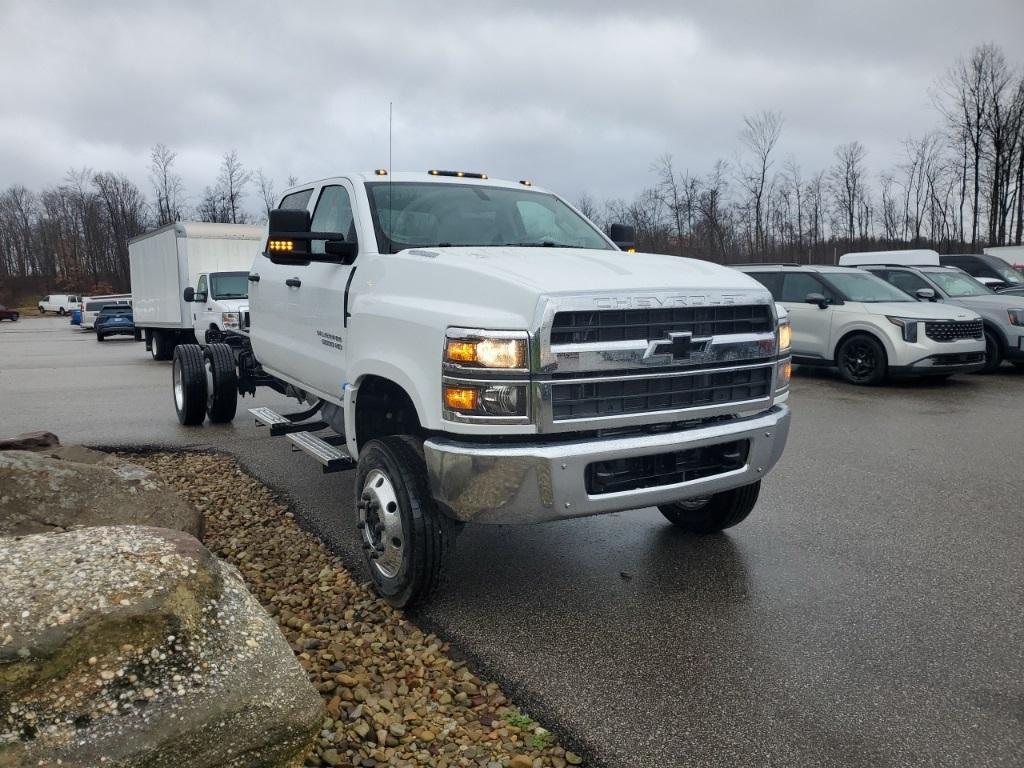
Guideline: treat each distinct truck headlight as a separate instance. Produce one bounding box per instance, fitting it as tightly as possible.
[221,312,240,329]
[444,383,528,418]
[1008,309,1024,327]
[777,320,791,353]
[886,316,919,343]
[444,330,528,369]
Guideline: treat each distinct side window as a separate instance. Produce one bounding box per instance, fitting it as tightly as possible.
[746,271,783,299]
[781,273,827,302]
[310,185,355,255]
[279,189,314,211]
[886,270,929,295]
[196,275,208,299]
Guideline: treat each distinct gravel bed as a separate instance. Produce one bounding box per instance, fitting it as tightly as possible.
[132,451,583,768]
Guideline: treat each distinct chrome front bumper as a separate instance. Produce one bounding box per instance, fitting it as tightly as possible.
[423,405,790,524]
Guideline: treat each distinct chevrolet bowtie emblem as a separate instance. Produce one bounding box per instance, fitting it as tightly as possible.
[644,331,694,361]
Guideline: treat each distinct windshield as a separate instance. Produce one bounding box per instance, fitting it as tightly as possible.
[210,272,249,300]
[365,182,613,253]
[922,269,993,297]
[987,260,1024,284]
[824,272,915,303]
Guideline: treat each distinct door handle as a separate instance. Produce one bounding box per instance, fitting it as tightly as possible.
[285,278,302,288]
[247,273,260,282]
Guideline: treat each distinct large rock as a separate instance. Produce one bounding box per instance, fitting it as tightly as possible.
[0,450,203,539]
[0,431,59,452]
[0,526,323,767]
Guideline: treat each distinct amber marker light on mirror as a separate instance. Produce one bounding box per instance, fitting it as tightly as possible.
[268,240,294,252]
[444,386,478,412]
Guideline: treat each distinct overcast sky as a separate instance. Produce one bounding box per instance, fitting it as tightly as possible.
[1,0,1022,211]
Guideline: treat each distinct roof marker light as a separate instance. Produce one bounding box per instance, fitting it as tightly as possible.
[519,179,532,186]
[374,168,388,176]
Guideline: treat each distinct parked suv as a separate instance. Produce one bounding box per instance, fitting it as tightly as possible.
[38,294,79,315]
[842,261,1024,372]
[737,264,985,384]
[939,253,1024,290]
[94,305,136,341]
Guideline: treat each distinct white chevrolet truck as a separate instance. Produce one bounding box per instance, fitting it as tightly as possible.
[169,171,792,606]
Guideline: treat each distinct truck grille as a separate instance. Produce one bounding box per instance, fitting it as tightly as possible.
[550,366,772,421]
[551,305,773,345]
[924,320,983,342]
[586,439,750,494]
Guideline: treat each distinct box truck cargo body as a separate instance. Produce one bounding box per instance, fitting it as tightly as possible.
[129,222,263,359]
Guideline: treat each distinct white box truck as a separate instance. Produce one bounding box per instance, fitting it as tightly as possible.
[129,222,264,359]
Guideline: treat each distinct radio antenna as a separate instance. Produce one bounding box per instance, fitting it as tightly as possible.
[388,102,393,253]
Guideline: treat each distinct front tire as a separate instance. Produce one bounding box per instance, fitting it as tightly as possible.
[10,313,17,322]
[354,436,457,608]
[204,343,238,423]
[836,334,887,385]
[172,344,207,426]
[96,333,105,342]
[980,330,1003,373]
[658,481,761,533]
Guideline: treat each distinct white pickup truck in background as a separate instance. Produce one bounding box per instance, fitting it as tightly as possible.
[128,222,262,359]
[167,171,793,606]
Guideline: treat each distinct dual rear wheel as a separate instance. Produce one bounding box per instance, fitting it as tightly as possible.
[172,343,238,426]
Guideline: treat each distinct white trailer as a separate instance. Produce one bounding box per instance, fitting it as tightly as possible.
[129,222,263,359]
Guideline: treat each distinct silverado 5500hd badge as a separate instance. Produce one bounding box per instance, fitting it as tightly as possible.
[317,329,343,351]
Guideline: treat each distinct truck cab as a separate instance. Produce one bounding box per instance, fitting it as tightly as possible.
[170,171,793,607]
[186,270,249,345]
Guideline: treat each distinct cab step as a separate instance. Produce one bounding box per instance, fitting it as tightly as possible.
[249,407,328,436]
[286,431,355,473]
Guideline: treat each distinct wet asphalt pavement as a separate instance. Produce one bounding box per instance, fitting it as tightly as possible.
[2,315,1022,767]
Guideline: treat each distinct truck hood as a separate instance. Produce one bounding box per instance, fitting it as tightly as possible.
[859,302,979,320]
[213,299,249,312]
[399,246,765,295]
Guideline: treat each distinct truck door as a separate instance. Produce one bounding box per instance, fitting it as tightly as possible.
[192,274,211,343]
[292,183,359,399]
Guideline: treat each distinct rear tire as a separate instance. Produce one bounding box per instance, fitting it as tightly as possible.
[354,436,458,608]
[172,344,207,426]
[836,334,887,385]
[58,307,66,316]
[151,330,174,361]
[658,481,761,533]
[980,330,1003,373]
[204,343,238,423]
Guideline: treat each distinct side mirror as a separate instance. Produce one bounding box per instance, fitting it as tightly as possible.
[805,292,829,309]
[183,287,195,302]
[608,223,636,252]
[325,239,358,264]
[915,288,937,301]
[266,208,312,263]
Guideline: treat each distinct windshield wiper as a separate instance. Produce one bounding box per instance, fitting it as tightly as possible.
[503,240,586,248]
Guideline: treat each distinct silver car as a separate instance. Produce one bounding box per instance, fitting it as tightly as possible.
[859,264,1024,372]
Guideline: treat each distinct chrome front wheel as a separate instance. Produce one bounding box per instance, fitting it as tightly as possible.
[359,469,405,579]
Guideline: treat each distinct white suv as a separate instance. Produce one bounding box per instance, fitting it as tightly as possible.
[737,265,985,384]
[38,294,80,315]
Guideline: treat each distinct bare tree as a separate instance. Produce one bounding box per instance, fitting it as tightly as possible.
[149,144,185,226]
[256,169,276,218]
[829,141,867,242]
[737,110,783,255]
[217,150,252,224]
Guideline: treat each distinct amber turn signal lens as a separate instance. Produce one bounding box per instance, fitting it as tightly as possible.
[445,340,477,363]
[778,359,792,387]
[444,386,478,411]
[268,240,293,252]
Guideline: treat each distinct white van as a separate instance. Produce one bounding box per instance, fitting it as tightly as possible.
[38,294,80,315]
[80,294,132,329]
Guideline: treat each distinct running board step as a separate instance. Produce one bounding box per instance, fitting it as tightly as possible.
[286,431,355,473]
[249,407,328,436]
